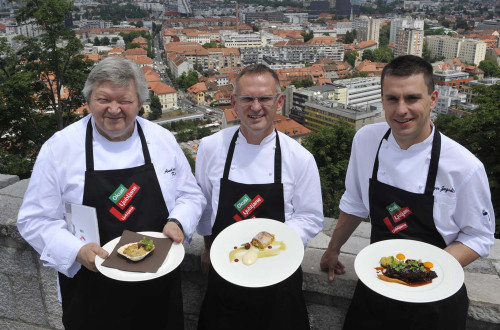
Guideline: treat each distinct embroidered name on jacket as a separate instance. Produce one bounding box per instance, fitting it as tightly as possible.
[108,183,141,221]
[232,193,263,222]
[382,202,412,234]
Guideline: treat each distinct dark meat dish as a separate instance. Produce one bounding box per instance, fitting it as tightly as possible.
[384,264,437,283]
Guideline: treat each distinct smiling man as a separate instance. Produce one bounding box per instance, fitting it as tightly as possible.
[17,57,206,329]
[319,55,495,329]
[195,64,323,329]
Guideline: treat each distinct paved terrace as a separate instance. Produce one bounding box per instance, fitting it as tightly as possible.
[1,174,499,329]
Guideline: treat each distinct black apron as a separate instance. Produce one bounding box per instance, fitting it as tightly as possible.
[343,128,468,330]
[58,119,184,330]
[197,129,310,330]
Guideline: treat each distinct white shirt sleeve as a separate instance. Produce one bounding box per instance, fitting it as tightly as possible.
[164,136,207,242]
[17,142,85,277]
[194,137,215,236]
[450,162,496,257]
[283,149,324,246]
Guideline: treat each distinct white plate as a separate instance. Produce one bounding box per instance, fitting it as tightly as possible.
[95,231,185,282]
[210,218,304,288]
[354,239,464,303]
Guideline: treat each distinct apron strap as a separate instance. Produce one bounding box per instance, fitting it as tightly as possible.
[425,127,440,195]
[85,119,151,171]
[222,129,240,180]
[223,128,282,184]
[371,127,441,196]
[85,119,94,171]
[371,128,391,180]
[274,131,282,184]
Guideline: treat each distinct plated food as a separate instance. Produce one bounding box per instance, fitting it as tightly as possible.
[229,231,286,266]
[376,253,437,287]
[117,236,155,261]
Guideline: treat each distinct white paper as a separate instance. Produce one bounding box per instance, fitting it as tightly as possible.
[65,202,100,245]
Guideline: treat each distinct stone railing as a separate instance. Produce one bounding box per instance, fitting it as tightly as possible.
[1,175,499,329]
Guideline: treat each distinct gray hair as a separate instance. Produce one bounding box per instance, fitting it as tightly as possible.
[82,57,150,104]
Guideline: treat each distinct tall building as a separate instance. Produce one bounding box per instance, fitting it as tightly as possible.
[178,0,192,16]
[354,16,381,45]
[425,36,487,65]
[396,28,424,57]
[389,17,424,45]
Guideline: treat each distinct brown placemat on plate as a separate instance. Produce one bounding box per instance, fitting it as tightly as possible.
[101,230,172,273]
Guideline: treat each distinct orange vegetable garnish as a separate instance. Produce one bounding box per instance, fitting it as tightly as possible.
[396,253,406,260]
[423,261,434,269]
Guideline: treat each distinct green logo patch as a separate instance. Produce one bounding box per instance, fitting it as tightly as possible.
[386,202,401,215]
[234,194,251,211]
[109,184,127,203]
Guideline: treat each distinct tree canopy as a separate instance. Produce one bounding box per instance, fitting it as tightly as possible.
[478,59,500,78]
[303,124,356,218]
[0,0,92,176]
[434,84,500,237]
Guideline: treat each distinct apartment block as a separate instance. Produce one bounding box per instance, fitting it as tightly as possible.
[353,16,380,45]
[329,77,381,107]
[389,17,424,45]
[396,28,424,57]
[433,69,473,90]
[240,43,344,65]
[434,85,467,115]
[304,101,383,132]
[425,36,486,65]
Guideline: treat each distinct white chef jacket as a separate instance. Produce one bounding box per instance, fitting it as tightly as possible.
[17,115,206,278]
[340,122,495,257]
[195,126,324,245]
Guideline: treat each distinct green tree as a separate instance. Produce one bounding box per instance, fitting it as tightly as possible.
[15,0,93,131]
[148,95,163,120]
[303,124,356,218]
[422,40,431,61]
[345,50,358,67]
[373,46,394,63]
[344,30,355,44]
[101,36,110,46]
[379,23,390,47]
[362,49,375,61]
[93,36,101,46]
[478,59,500,77]
[434,84,500,237]
[301,30,314,42]
[290,77,314,88]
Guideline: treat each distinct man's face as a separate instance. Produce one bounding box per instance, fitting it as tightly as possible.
[88,80,141,141]
[382,73,438,149]
[231,72,284,144]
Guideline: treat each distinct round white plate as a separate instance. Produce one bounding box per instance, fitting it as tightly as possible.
[95,231,185,282]
[210,218,304,288]
[354,239,464,303]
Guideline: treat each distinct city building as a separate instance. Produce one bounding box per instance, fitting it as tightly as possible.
[329,77,381,107]
[304,100,383,131]
[433,69,473,90]
[425,36,487,66]
[353,16,381,45]
[434,85,467,115]
[396,28,424,57]
[389,17,424,45]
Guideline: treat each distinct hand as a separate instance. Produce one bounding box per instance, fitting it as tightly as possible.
[163,221,185,243]
[320,247,346,281]
[201,247,211,275]
[77,243,109,272]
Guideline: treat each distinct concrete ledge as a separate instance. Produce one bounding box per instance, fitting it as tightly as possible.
[1,179,499,329]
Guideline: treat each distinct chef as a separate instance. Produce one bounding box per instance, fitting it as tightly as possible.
[320,55,496,329]
[195,64,323,329]
[17,57,206,329]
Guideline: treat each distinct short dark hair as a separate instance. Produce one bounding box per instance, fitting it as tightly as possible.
[381,55,434,94]
[234,64,281,94]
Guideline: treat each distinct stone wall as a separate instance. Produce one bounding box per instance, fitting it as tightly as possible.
[1,176,499,329]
